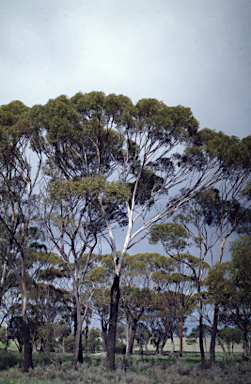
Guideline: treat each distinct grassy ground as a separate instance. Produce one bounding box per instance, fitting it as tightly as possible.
[0,349,250,384]
[0,336,243,354]
[134,336,243,354]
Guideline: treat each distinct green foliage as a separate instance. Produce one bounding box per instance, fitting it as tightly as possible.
[0,352,23,370]
[115,341,126,354]
[64,333,75,353]
[149,223,189,252]
[219,327,242,354]
[87,328,101,353]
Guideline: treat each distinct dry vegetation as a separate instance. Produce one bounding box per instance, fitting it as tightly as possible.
[0,354,251,384]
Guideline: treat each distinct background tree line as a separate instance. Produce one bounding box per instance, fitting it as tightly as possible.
[0,92,250,372]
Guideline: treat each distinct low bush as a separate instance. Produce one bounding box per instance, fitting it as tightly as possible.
[0,352,23,370]
[115,341,126,354]
[1,352,251,383]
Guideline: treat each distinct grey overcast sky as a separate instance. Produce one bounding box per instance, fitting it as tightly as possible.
[1,0,251,138]
[0,0,250,258]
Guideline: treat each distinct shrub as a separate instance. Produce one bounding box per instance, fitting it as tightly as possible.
[0,352,23,370]
[115,341,126,354]
[64,333,75,353]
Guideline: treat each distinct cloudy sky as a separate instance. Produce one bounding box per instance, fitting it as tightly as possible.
[1,0,250,138]
[1,0,250,258]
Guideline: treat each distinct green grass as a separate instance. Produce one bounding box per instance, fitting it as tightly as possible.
[0,341,18,351]
[0,350,251,384]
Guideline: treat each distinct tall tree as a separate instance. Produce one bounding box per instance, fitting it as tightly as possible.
[31,92,226,370]
[0,101,43,371]
[207,235,251,358]
[39,178,101,368]
[149,222,210,366]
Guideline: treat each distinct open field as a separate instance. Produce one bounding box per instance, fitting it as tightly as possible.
[1,336,243,355]
[133,336,243,354]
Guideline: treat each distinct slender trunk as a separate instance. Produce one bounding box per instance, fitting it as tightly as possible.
[179,318,184,357]
[210,304,218,365]
[199,306,205,368]
[101,319,108,353]
[4,327,9,351]
[144,339,150,355]
[126,319,130,354]
[197,277,205,368]
[106,275,120,371]
[0,255,8,307]
[21,274,33,372]
[84,323,88,355]
[154,339,160,355]
[127,318,137,354]
[216,333,228,359]
[72,295,83,369]
[160,333,168,355]
[170,332,175,354]
[204,336,207,353]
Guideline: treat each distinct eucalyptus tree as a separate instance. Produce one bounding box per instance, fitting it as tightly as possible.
[0,101,43,371]
[38,178,102,368]
[171,190,220,367]
[149,223,209,364]
[120,253,162,354]
[152,253,197,357]
[207,235,251,358]
[31,92,227,370]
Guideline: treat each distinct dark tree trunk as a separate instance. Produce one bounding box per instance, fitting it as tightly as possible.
[106,274,120,371]
[23,318,33,372]
[72,296,83,368]
[243,326,249,359]
[198,281,205,369]
[160,333,168,355]
[199,312,205,369]
[4,327,9,351]
[170,332,175,355]
[84,323,89,355]
[154,338,161,355]
[210,304,218,365]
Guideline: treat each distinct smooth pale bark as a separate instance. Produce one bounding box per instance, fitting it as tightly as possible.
[126,307,145,355]
[21,264,33,372]
[216,333,228,359]
[0,255,8,308]
[170,333,175,355]
[210,227,236,364]
[127,318,137,354]
[198,281,205,369]
[101,319,108,353]
[106,275,120,371]
[144,340,150,355]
